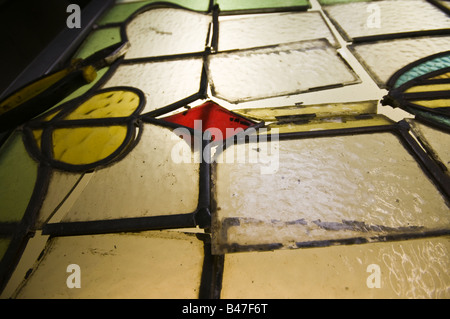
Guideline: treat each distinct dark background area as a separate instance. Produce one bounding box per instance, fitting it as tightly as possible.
[0,0,92,95]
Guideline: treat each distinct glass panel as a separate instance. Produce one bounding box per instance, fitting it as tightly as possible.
[350,36,450,87]
[58,123,200,222]
[215,0,311,12]
[36,172,85,228]
[208,39,359,103]
[218,11,338,51]
[14,231,205,298]
[102,58,203,112]
[318,0,371,4]
[232,100,378,121]
[212,132,450,254]
[0,238,11,261]
[124,8,211,59]
[73,28,122,60]
[408,119,450,173]
[97,0,211,25]
[221,236,450,298]
[51,126,129,165]
[392,53,450,89]
[0,132,38,223]
[324,0,450,41]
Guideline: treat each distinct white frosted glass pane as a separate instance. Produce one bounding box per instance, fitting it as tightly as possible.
[15,232,204,298]
[212,133,450,253]
[218,11,338,51]
[324,0,450,40]
[208,39,358,103]
[351,36,450,87]
[102,58,203,112]
[125,8,211,58]
[60,123,200,222]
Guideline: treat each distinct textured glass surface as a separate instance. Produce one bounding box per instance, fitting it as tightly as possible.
[319,0,370,4]
[0,132,38,223]
[124,8,211,59]
[324,0,450,41]
[221,236,450,298]
[218,11,338,51]
[14,231,204,298]
[350,36,450,87]
[408,119,450,173]
[102,58,203,112]
[208,39,359,103]
[212,133,450,253]
[97,0,211,25]
[58,123,200,222]
[214,0,310,12]
[393,53,450,88]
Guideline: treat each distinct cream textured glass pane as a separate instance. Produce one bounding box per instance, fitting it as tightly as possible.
[218,11,338,51]
[215,0,311,12]
[15,231,204,298]
[324,0,450,41]
[125,8,211,59]
[408,120,450,173]
[351,36,450,87]
[59,124,200,222]
[208,39,358,103]
[212,133,450,253]
[102,58,203,112]
[221,236,450,298]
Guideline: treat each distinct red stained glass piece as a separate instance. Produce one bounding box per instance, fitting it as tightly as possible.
[161,101,255,141]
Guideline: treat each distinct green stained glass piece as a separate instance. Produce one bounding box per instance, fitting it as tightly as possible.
[215,0,311,12]
[97,0,210,25]
[393,53,450,88]
[0,132,38,223]
[73,28,122,60]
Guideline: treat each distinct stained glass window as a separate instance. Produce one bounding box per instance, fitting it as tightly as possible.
[0,0,449,300]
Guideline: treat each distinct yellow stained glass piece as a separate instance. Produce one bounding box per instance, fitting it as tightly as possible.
[430,71,450,80]
[0,69,69,116]
[52,126,128,165]
[411,99,450,108]
[64,90,140,120]
[405,83,450,93]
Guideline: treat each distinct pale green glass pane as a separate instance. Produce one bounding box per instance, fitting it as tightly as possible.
[218,11,338,51]
[102,58,203,112]
[124,8,211,59]
[15,231,205,298]
[222,236,450,298]
[58,123,200,223]
[212,133,450,254]
[0,132,38,223]
[350,36,450,87]
[0,238,11,261]
[394,53,450,88]
[324,0,450,41]
[97,0,211,25]
[73,28,122,60]
[215,0,310,12]
[208,39,359,103]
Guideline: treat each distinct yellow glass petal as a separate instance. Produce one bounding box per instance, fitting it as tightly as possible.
[0,69,69,116]
[32,129,43,151]
[52,126,128,165]
[411,99,450,108]
[65,91,140,120]
[405,83,450,93]
[430,71,450,80]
